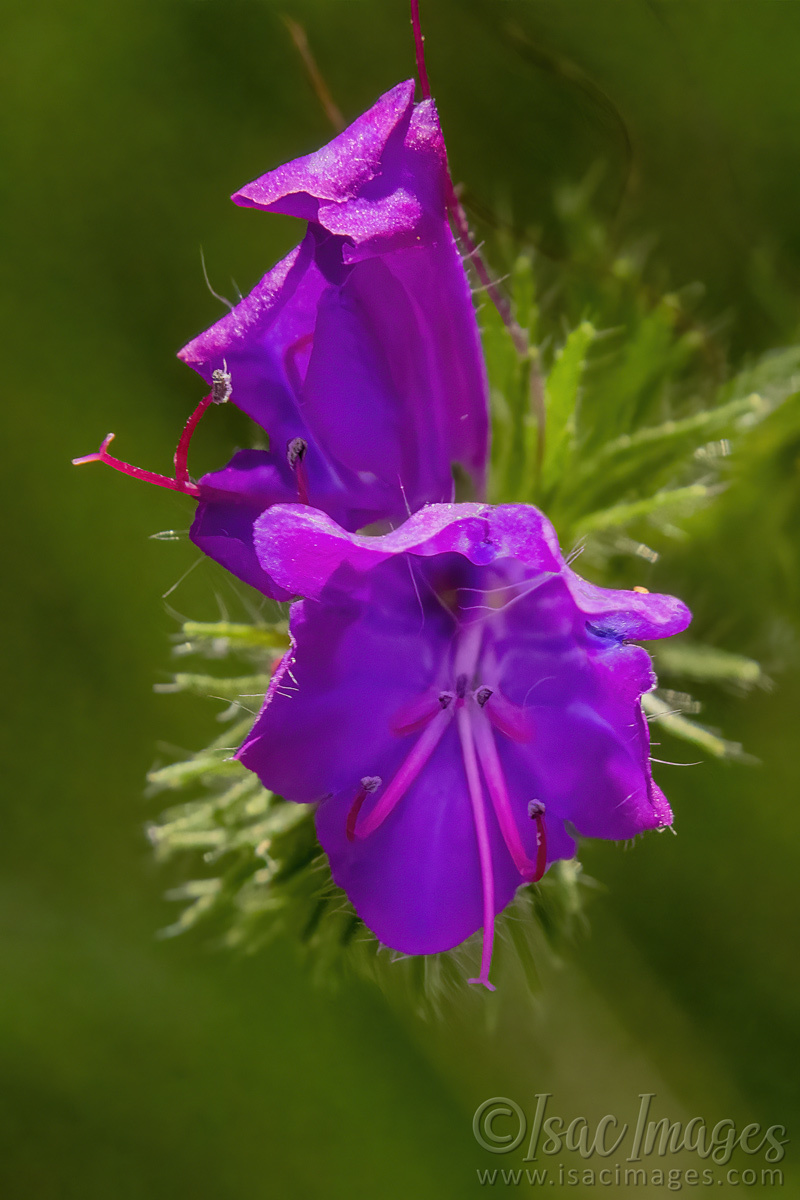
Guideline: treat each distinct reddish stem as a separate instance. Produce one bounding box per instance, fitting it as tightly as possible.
[446,181,528,357]
[446,178,546,468]
[410,0,431,100]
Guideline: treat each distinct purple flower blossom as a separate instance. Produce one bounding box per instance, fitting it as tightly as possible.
[237,502,691,989]
[182,78,488,594]
[75,81,488,598]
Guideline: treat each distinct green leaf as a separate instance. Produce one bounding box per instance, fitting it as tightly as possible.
[652,642,768,691]
[642,693,756,762]
[154,673,271,701]
[540,320,595,496]
[575,483,711,535]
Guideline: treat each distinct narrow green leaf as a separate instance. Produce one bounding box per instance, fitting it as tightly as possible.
[155,673,271,701]
[575,484,710,535]
[181,621,289,648]
[147,756,245,789]
[652,642,768,690]
[540,321,595,495]
[642,693,756,762]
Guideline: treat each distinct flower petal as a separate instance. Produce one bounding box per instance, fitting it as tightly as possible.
[232,82,450,257]
[191,450,297,599]
[237,556,453,801]
[252,503,565,598]
[178,236,323,438]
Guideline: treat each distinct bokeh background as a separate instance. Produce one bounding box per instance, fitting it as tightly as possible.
[3,1,799,1195]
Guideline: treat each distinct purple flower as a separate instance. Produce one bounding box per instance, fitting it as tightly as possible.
[237,502,691,989]
[75,81,488,599]
[178,79,488,595]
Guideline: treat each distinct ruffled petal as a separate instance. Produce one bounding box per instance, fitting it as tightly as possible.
[232,83,453,259]
[566,575,692,640]
[252,503,567,599]
[232,81,415,219]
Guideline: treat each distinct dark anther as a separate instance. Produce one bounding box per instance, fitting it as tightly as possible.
[360,776,381,793]
[475,686,493,707]
[438,692,454,709]
[287,437,308,468]
[211,367,232,404]
[456,673,468,699]
[528,800,546,820]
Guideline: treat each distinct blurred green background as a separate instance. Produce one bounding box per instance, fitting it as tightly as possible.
[2,1,799,1195]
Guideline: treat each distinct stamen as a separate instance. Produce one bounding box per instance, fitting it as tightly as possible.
[472,715,539,881]
[354,707,453,839]
[391,689,449,735]
[287,437,310,505]
[527,801,548,882]
[475,686,493,707]
[346,776,382,842]
[455,673,468,700]
[456,707,496,991]
[482,687,534,744]
[72,433,200,496]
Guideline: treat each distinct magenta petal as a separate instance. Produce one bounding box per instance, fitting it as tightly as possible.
[233,81,416,220]
[178,236,323,438]
[299,273,407,479]
[231,82,454,259]
[252,504,563,599]
[190,450,299,599]
[373,237,489,489]
[237,557,452,802]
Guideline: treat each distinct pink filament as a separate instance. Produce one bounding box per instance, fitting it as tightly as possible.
[483,688,534,744]
[355,707,452,839]
[174,394,213,486]
[391,689,448,736]
[472,716,539,881]
[457,706,496,991]
[72,433,200,496]
[346,782,369,843]
[532,810,547,883]
[410,0,431,100]
[294,457,310,506]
